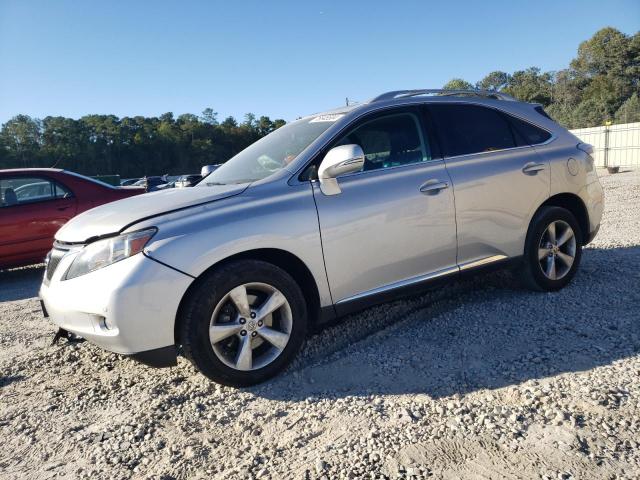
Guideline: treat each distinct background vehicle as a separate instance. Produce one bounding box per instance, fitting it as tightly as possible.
[201,164,221,177]
[134,176,166,192]
[0,169,144,269]
[175,174,202,188]
[156,181,176,190]
[120,178,141,186]
[40,90,603,386]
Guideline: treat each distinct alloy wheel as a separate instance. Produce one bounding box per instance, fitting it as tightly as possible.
[537,220,576,280]
[209,283,292,371]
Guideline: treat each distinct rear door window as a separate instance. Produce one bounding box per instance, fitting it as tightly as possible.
[1,177,71,207]
[428,104,516,157]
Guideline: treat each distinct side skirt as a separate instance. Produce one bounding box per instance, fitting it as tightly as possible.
[328,255,521,320]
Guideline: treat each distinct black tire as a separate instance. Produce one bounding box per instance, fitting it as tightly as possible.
[519,206,583,292]
[179,259,307,387]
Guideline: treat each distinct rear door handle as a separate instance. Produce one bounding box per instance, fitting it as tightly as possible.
[419,180,449,195]
[57,206,70,211]
[522,162,546,175]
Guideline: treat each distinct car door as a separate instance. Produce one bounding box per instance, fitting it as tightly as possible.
[426,103,551,268]
[312,107,458,309]
[0,175,78,266]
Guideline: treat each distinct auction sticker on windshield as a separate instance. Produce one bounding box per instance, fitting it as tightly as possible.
[309,114,345,123]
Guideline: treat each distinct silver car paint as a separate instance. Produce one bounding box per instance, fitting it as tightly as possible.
[312,159,457,303]
[134,180,334,308]
[55,182,248,243]
[539,133,604,233]
[443,144,550,263]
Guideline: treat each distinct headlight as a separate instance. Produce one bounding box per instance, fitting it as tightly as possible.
[65,228,157,280]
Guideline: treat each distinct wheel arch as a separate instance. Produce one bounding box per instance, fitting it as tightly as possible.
[534,193,590,245]
[174,248,322,345]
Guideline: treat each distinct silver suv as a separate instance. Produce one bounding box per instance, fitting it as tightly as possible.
[40,89,604,386]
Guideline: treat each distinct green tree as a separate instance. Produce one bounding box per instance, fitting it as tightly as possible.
[0,109,286,176]
[503,67,553,105]
[476,71,511,91]
[41,116,87,170]
[571,27,633,78]
[201,108,218,125]
[571,98,611,128]
[442,78,474,90]
[0,115,42,167]
[615,93,640,123]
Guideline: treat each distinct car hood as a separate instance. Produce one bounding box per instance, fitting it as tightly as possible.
[56,183,249,243]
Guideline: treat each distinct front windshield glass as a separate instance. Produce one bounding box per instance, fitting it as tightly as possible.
[198,114,343,186]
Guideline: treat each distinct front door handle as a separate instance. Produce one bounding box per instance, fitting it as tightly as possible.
[57,206,70,211]
[522,162,546,175]
[419,180,449,195]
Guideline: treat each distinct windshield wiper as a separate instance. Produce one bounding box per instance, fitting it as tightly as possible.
[229,179,256,184]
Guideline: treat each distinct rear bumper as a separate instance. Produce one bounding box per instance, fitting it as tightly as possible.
[584,177,604,242]
[39,252,192,365]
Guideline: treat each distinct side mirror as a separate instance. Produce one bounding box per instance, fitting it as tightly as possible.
[317,144,365,195]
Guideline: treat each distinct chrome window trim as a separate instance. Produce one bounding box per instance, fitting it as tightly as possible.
[289,98,556,185]
[422,99,555,142]
[343,110,431,164]
[311,157,446,183]
[287,101,442,185]
[426,101,556,160]
[440,138,556,163]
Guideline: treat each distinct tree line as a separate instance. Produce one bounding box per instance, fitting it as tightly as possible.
[1,27,638,177]
[443,27,639,128]
[0,109,285,177]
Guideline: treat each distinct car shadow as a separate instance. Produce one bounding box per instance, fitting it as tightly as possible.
[1,248,638,401]
[0,265,44,302]
[252,245,640,401]
[0,375,26,388]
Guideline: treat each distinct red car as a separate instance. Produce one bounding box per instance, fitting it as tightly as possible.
[0,169,144,269]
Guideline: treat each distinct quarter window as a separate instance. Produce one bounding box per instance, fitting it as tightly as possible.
[429,104,516,157]
[508,115,552,146]
[0,177,72,208]
[335,112,430,172]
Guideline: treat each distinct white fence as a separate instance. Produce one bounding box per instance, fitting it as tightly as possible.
[570,122,640,168]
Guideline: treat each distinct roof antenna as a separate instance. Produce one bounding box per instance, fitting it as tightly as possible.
[345,97,349,106]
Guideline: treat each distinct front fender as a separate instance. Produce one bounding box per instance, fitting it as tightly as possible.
[135,182,333,308]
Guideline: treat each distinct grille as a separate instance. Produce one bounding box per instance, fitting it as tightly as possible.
[44,248,67,282]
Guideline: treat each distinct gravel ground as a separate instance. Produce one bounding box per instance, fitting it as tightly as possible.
[1,169,639,480]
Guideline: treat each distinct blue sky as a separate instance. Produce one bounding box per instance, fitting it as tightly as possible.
[1,0,638,124]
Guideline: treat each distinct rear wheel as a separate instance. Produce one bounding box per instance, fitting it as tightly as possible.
[179,260,307,386]
[520,206,583,291]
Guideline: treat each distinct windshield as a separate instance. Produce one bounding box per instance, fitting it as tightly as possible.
[198,114,343,186]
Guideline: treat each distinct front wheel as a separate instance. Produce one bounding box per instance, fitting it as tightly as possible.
[179,260,308,386]
[520,206,583,292]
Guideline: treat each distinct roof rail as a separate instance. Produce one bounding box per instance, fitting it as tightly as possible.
[370,89,516,103]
